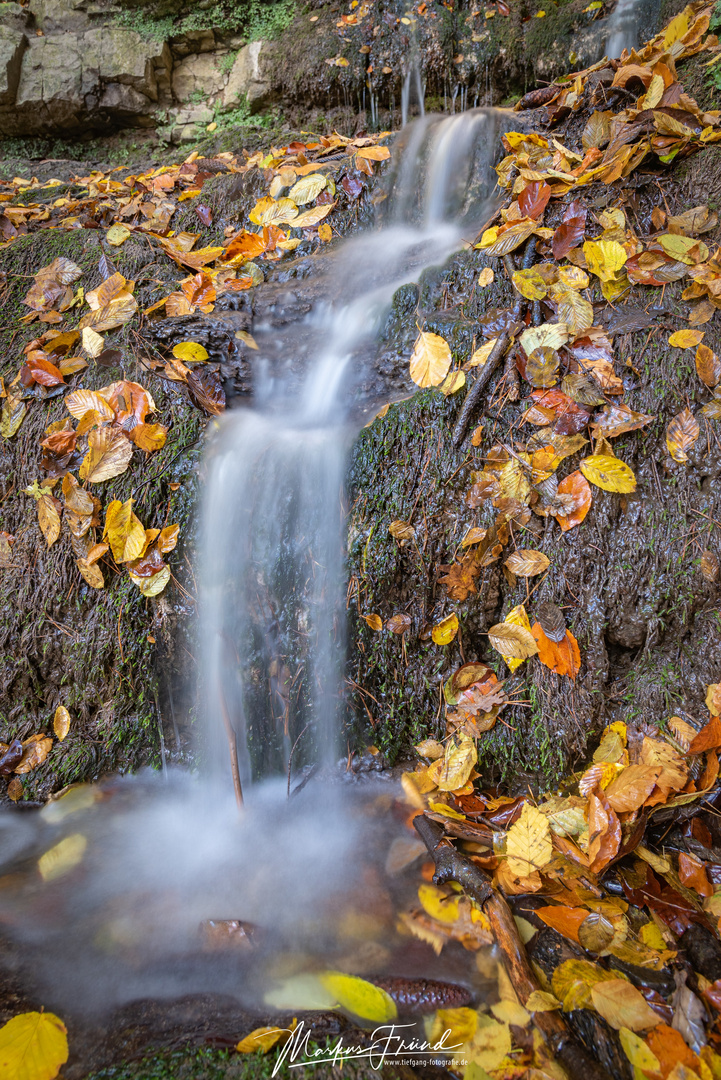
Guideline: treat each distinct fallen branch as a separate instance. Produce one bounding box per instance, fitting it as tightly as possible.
[452,238,536,447]
[217,680,244,810]
[413,813,612,1080]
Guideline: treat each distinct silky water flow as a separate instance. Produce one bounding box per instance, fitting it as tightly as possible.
[0,109,509,1024]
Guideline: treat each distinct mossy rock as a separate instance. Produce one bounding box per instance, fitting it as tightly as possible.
[0,228,204,802]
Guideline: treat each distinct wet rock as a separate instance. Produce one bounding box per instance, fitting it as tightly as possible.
[0,25,25,107]
[222,39,276,113]
[171,50,227,102]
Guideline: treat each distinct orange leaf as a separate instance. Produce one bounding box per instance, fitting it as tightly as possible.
[646,1023,700,1078]
[553,470,592,532]
[605,764,662,813]
[678,851,713,898]
[701,751,720,789]
[587,788,621,873]
[689,715,721,754]
[535,905,588,943]
[531,623,581,679]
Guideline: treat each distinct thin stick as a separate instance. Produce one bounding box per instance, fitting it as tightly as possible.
[217,681,244,809]
[287,723,310,798]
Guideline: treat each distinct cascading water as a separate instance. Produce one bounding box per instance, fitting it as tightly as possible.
[0,109,509,1024]
[603,0,661,57]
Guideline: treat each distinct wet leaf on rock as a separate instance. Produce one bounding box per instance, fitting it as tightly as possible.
[666,407,699,463]
[506,802,552,878]
[409,332,452,388]
[0,1011,68,1080]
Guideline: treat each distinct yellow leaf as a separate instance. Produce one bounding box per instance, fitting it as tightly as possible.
[437,732,477,791]
[580,454,636,493]
[619,1027,661,1072]
[79,428,133,483]
[512,267,547,300]
[288,174,327,205]
[431,1007,478,1046]
[520,322,569,355]
[236,1027,286,1054]
[37,494,60,548]
[78,294,138,332]
[206,122,217,132]
[104,499,146,563]
[0,1012,68,1080]
[292,202,335,228]
[583,239,627,281]
[491,999,531,1027]
[455,1014,511,1072]
[77,557,104,589]
[106,224,130,247]
[81,326,105,358]
[418,882,461,923]
[53,705,70,741]
[318,223,333,242]
[364,613,383,631]
[591,979,662,1031]
[666,407,700,464]
[173,341,209,363]
[525,990,562,1011]
[65,388,114,423]
[467,338,497,368]
[129,564,171,597]
[500,603,534,673]
[432,612,459,645]
[249,196,299,227]
[132,423,168,452]
[355,145,390,161]
[551,958,618,1011]
[318,972,397,1022]
[478,267,494,287]
[488,620,538,660]
[439,370,466,396]
[38,834,87,882]
[669,329,705,349]
[506,802,552,877]
[409,331,452,387]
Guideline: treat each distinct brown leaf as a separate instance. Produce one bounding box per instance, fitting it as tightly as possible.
[605,765,663,813]
[186,367,225,416]
[504,549,550,577]
[15,734,53,774]
[689,715,721,754]
[678,851,712,898]
[387,613,412,634]
[591,979,662,1031]
[553,470,592,532]
[696,343,721,387]
[552,201,587,260]
[518,180,552,220]
[666,407,700,464]
[587,788,622,873]
[701,550,719,582]
[79,427,134,483]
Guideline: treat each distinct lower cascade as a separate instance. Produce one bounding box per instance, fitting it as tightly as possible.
[0,108,507,1019]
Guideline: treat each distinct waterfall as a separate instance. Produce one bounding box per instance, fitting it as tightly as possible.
[603,0,660,57]
[0,108,509,1018]
[202,108,508,793]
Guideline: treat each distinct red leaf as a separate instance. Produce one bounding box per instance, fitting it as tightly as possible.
[678,851,713,897]
[552,200,587,260]
[26,354,65,387]
[531,624,581,679]
[553,470,592,533]
[518,180,552,220]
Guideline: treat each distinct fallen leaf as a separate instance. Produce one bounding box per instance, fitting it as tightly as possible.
[15,734,53,775]
[80,427,133,483]
[506,802,553,877]
[364,613,383,631]
[666,407,699,464]
[504,549,549,577]
[436,733,477,791]
[432,613,459,645]
[478,267,494,287]
[236,1027,286,1054]
[587,788,621,872]
[580,454,636,493]
[173,341,209,364]
[591,979,662,1031]
[696,343,721,387]
[0,1011,68,1080]
[409,332,452,388]
[553,470,592,532]
[318,971,396,1021]
[53,706,70,742]
[668,329,705,348]
[104,499,147,563]
[531,624,581,679]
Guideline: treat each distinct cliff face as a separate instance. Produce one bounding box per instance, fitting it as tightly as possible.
[0,0,670,152]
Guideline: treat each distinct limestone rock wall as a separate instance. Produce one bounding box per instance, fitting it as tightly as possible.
[0,0,276,143]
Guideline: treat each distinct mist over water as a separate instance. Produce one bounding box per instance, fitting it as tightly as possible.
[0,109,509,1017]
